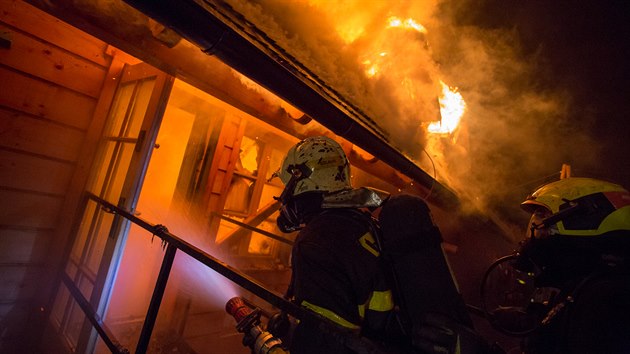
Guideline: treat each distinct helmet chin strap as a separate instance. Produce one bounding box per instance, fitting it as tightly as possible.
[275,172,299,206]
[274,166,313,233]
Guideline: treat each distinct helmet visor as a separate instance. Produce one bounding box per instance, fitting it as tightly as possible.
[528,209,558,240]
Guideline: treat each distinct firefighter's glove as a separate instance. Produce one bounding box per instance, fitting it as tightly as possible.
[241,331,256,349]
[268,311,291,338]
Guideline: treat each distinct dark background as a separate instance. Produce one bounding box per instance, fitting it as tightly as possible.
[467,0,629,186]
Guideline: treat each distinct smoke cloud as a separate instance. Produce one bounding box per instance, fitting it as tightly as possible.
[426,3,599,219]
[224,0,600,228]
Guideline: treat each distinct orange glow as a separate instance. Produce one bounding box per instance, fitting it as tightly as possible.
[307,2,468,142]
[428,81,466,134]
[357,15,466,136]
[387,16,427,34]
[361,17,426,78]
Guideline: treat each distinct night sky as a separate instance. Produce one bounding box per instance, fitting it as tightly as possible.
[465,0,630,186]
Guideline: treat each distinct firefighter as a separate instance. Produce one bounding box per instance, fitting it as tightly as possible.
[272,136,398,353]
[484,177,630,353]
[271,136,500,354]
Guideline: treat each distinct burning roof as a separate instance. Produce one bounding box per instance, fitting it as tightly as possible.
[123,0,462,209]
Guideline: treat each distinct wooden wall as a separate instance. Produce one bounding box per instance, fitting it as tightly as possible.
[0,0,113,350]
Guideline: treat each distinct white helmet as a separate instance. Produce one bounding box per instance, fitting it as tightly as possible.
[274,136,352,232]
[277,136,351,197]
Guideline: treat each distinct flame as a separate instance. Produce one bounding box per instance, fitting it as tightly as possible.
[333,10,467,136]
[387,16,427,34]
[358,16,466,134]
[428,81,466,134]
[362,52,387,78]
[360,16,427,78]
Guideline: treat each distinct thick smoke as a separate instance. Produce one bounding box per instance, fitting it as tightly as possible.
[427,4,599,219]
[224,0,600,227]
[225,0,442,154]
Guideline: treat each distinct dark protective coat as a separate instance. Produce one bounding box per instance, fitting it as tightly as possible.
[288,208,397,354]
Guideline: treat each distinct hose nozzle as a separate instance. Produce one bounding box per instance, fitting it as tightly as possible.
[225,297,287,354]
[226,297,252,324]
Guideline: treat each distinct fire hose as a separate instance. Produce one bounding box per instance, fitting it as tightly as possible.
[225,297,288,354]
[225,296,397,354]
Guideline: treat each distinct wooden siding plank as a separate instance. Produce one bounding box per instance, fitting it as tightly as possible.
[0,66,96,130]
[0,302,30,331]
[0,107,84,162]
[0,0,109,67]
[0,265,43,300]
[0,149,74,195]
[0,189,63,228]
[0,228,52,264]
[0,23,107,98]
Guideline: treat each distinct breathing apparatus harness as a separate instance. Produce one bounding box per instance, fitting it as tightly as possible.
[279,185,496,353]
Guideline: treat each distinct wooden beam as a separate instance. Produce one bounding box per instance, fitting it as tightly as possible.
[216,199,281,246]
[25,0,313,139]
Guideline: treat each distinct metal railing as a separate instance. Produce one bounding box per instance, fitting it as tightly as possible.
[69,192,383,354]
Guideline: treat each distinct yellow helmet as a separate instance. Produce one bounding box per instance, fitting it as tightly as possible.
[521,177,630,237]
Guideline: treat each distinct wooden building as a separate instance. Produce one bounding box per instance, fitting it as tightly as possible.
[0,1,514,353]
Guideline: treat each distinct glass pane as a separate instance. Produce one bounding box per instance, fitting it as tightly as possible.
[50,282,71,328]
[77,275,94,305]
[68,201,117,279]
[125,79,156,138]
[150,252,248,354]
[70,200,97,261]
[87,139,115,195]
[66,296,87,351]
[86,78,156,198]
[65,260,78,280]
[85,211,117,276]
[102,143,135,202]
[102,81,134,138]
[102,223,167,353]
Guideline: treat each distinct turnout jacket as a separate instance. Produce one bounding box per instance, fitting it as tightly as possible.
[288,209,396,354]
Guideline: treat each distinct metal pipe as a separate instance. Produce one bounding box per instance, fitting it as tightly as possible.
[89,192,388,353]
[135,243,177,354]
[214,212,294,246]
[91,193,300,314]
[122,0,460,210]
[60,273,129,354]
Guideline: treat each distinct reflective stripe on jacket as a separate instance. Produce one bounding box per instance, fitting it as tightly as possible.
[289,209,396,353]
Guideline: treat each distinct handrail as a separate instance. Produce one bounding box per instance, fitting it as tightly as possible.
[213,212,294,246]
[81,192,388,353]
[60,273,129,354]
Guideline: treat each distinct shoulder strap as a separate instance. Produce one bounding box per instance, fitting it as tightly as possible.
[344,208,414,336]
